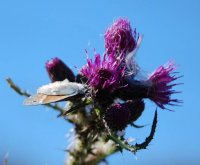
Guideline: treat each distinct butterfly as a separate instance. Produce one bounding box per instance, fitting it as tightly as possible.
[24,79,86,105]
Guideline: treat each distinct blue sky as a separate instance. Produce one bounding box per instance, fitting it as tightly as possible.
[0,0,200,164]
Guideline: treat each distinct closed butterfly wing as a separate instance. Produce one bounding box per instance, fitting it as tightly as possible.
[24,79,86,105]
[37,79,85,96]
[24,94,69,105]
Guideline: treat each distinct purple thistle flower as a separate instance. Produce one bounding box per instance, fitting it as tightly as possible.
[80,52,124,93]
[114,62,181,110]
[147,62,182,110]
[104,18,141,78]
[104,100,145,131]
[46,57,75,82]
[104,18,138,55]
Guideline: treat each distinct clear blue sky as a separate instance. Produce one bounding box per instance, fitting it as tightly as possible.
[0,0,199,164]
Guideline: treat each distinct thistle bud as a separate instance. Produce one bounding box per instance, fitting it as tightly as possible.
[104,100,145,131]
[46,57,75,82]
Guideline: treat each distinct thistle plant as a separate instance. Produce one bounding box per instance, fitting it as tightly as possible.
[7,18,182,165]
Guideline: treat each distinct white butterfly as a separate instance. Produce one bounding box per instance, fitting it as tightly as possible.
[24,79,86,105]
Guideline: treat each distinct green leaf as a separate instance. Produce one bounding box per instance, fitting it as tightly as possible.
[95,108,101,116]
[130,123,146,128]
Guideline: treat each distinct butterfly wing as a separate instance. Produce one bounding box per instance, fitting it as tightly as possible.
[24,79,86,105]
[24,93,68,105]
[37,79,85,96]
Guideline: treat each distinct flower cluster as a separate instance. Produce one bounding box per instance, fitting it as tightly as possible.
[44,18,181,132]
[21,18,183,163]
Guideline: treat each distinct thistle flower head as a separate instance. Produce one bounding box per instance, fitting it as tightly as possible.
[104,18,138,55]
[80,52,124,93]
[147,62,182,110]
[104,100,145,131]
[46,57,75,82]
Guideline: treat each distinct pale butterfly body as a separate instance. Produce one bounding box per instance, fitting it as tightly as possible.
[24,79,86,105]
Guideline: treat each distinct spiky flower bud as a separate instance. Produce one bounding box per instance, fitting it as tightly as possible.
[46,57,75,82]
[104,100,145,131]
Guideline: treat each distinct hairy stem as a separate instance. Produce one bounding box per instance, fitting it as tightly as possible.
[6,78,67,118]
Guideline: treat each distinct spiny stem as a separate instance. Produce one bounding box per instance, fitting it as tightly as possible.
[109,110,157,153]
[6,78,30,97]
[6,78,66,117]
[136,110,157,149]
[3,159,8,165]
